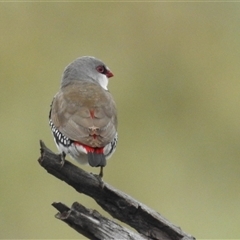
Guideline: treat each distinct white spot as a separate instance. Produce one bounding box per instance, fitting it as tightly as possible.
[98,74,109,90]
[75,144,87,154]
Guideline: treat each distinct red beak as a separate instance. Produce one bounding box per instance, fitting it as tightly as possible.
[106,70,114,78]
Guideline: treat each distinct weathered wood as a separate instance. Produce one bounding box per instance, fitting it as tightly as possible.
[38,140,195,240]
[52,202,147,240]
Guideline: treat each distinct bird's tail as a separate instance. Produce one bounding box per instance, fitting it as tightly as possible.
[88,152,106,167]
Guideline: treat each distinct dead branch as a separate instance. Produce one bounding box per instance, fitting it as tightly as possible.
[38,140,195,240]
[52,201,147,240]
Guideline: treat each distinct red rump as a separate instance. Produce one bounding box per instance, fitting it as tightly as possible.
[74,141,104,154]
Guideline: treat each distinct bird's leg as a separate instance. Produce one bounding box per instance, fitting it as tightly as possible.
[98,166,105,188]
[99,166,104,178]
[59,152,66,168]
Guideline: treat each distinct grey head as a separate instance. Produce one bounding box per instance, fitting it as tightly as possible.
[61,56,113,90]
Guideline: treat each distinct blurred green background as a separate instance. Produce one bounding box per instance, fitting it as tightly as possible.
[1,2,240,239]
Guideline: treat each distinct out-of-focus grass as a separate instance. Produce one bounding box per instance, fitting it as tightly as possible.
[1,3,240,239]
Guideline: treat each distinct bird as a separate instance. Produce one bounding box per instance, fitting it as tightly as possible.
[49,56,117,178]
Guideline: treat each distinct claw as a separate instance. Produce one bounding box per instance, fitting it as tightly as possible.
[59,152,66,168]
[91,166,104,188]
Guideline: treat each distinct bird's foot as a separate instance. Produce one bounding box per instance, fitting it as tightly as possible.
[58,152,66,168]
[93,174,104,188]
[92,166,104,188]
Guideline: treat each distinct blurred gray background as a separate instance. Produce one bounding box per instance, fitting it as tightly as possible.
[1,2,240,239]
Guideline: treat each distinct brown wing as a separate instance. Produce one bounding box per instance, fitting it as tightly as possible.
[50,80,117,148]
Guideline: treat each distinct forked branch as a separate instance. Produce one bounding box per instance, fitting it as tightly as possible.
[38,140,195,240]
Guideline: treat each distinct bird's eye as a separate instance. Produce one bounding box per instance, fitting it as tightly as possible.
[96,65,105,74]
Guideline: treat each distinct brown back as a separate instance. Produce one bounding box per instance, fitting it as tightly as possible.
[50,80,117,148]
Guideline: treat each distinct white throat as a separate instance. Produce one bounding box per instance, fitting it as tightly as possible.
[98,74,109,90]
